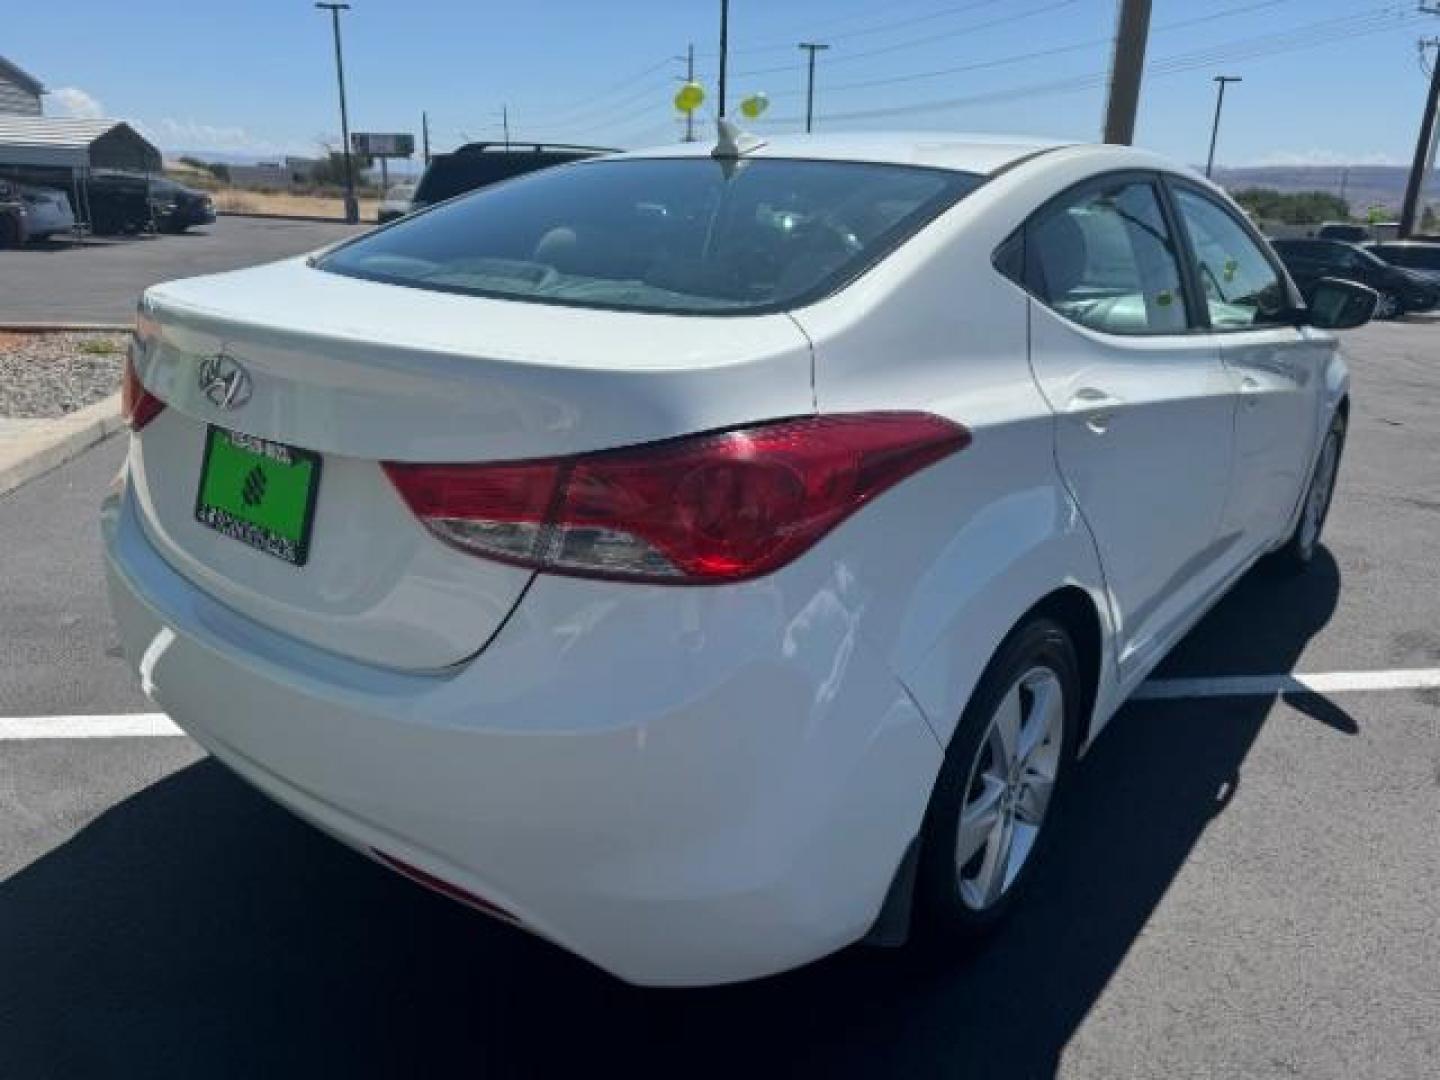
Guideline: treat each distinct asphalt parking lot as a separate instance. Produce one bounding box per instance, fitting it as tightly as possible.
[0,217,366,325]
[1,318,1437,1078]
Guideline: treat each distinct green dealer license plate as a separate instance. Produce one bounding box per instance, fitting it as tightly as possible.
[194,427,322,566]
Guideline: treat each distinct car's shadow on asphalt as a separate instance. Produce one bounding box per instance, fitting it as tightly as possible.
[0,554,1349,1078]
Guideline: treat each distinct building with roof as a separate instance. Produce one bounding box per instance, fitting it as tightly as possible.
[0,56,44,117]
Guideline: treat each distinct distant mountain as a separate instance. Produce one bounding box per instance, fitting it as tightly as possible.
[1210,165,1438,215]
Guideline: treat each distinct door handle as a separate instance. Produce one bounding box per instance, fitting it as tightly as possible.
[1239,376,1262,408]
[1069,387,1121,433]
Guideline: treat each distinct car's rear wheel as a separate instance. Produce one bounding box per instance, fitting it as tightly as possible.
[913,617,1080,944]
[1269,410,1345,574]
[1375,291,1401,320]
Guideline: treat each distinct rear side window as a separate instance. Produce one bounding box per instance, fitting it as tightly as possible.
[1171,187,1291,330]
[1375,245,1440,271]
[1025,179,1188,335]
[321,157,982,315]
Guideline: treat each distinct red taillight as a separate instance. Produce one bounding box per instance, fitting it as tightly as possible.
[384,412,970,585]
[121,353,164,430]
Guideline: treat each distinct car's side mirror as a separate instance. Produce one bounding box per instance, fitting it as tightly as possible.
[1302,277,1379,330]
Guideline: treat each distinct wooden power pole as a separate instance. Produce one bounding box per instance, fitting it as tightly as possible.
[1103,0,1152,145]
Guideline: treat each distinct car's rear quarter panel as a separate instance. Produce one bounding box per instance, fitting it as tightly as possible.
[791,156,1117,748]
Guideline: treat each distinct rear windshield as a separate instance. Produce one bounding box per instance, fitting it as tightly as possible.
[412,151,598,205]
[319,157,982,315]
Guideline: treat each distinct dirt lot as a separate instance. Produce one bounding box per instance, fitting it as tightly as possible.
[209,188,382,221]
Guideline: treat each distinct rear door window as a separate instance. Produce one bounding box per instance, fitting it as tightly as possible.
[1025,178,1190,335]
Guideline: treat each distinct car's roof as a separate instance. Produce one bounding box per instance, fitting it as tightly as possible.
[608,131,1075,175]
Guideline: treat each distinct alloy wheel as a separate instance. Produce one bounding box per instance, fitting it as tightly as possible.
[955,666,1065,911]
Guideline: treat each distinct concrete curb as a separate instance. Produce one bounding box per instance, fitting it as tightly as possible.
[0,393,123,499]
[0,323,131,333]
[216,210,365,225]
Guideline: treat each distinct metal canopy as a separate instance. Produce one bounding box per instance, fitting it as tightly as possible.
[0,116,160,172]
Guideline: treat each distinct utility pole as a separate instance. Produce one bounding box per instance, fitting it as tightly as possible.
[1400,24,1440,237]
[502,104,510,149]
[798,42,830,133]
[1339,166,1350,207]
[718,0,730,117]
[1103,0,1152,145]
[422,110,430,165]
[315,2,359,224]
[1205,75,1242,178]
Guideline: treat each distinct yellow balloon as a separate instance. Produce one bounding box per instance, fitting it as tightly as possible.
[740,92,769,119]
[674,81,705,114]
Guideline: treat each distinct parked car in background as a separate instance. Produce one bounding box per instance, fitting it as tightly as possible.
[1365,240,1440,288]
[1316,221,1370,243]
[19,185,75,241]
[410,142,618,209]
[86,173,153,235]
[1270,238,1439,318]
[0,179,28,248]
[149,177,216,233]
[110,133,1374,986]
[377,181,416,223]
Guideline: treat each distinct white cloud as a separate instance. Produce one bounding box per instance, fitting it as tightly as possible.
[46,86,105,120]
[1252,149,1405,168]
[133,118,308,158]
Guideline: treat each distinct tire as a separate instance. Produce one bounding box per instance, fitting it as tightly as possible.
[0,213,19,249]
[1268,410,1346,574]
[1375,291,1401,320]
[913,617,1082,946]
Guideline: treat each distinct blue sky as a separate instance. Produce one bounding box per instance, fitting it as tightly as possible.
[12,0,1438,170]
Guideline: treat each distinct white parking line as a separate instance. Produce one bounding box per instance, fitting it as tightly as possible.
[0,713,182,740]
[1134,668,1440,701]
[1,668,1437,740]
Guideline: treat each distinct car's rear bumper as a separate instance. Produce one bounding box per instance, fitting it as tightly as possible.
[102,473,943,986]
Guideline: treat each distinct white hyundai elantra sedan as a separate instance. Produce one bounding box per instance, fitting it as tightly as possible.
[104,131,1373,987]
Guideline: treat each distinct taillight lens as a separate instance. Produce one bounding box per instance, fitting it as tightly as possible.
[120,354,165,430]
[384,412,969,585]
[122,307,165,430]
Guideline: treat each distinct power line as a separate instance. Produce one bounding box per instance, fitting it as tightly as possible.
[732,0,1083,79]
[759,0,1301,103]
[533,0,1419,142]
[710,0,1009,59]
[757,5,1424,126]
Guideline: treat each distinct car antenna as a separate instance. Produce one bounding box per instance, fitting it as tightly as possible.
[711,117,765,161]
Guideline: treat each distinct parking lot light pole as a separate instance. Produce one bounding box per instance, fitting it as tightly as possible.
[1205,75,1242,179]
[316,2,359,225]
[798,42,830,133]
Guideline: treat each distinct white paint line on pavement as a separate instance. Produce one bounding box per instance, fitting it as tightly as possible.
[1134,668,1440,701]
[0,713,183,740]
[1,668,1438,739]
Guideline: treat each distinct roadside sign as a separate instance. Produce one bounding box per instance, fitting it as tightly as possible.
[351,132,415,158]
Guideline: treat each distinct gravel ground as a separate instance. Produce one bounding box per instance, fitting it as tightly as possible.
[0,331,128,418]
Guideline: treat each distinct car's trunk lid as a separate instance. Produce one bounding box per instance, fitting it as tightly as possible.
[129,258,814,670]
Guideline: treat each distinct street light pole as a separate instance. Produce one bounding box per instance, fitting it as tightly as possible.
[798,42,829,133]
[1205,75,1242,179]
[315,2,358,224]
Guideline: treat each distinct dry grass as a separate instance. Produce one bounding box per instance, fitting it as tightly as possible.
[210,188,382,221]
